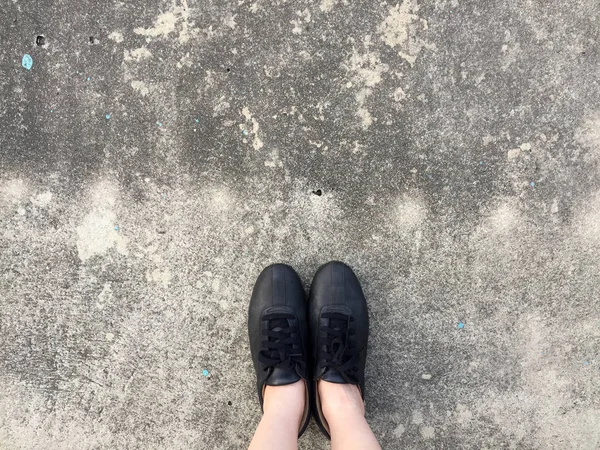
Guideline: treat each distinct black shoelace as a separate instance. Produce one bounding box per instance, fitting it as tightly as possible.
[259,313,305,373]
[319,312,359,383]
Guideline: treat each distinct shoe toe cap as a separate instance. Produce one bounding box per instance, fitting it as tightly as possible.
[250,263,305,311]
[311,261,365,305]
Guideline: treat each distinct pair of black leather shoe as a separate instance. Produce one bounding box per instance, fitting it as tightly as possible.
[248,261,369,439]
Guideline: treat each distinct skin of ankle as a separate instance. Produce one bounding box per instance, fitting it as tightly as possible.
[318,381,365,424]
[263,381,305,425]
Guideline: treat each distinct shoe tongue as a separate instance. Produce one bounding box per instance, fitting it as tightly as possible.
[266,367,301,386]
[320,367,347,384]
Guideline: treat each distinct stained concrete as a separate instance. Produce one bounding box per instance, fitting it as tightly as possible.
[1,0,600,448]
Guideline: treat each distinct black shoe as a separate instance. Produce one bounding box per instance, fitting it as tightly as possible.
[309,261,369,439]
[248,264,311,437]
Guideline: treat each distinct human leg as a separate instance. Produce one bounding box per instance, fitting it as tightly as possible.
[248,382,306,450]
[318,381,381,450]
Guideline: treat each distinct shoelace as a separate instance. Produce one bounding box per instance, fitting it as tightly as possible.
[258,313,305,373]
[319,312,359,383]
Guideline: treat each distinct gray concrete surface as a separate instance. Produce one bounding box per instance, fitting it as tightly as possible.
[1,0,600,448]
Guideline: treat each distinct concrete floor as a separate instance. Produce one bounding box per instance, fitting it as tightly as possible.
[1,0,600,448]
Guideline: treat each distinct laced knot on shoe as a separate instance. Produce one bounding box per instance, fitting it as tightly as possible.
[259,313,305,373]
[320,312,359,383]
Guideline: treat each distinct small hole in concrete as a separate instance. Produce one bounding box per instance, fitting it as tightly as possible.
[226,67,231,72]
[312,189,322,196]
[36,35,46,46]
[89,36,95,44]
[227,401,232,406]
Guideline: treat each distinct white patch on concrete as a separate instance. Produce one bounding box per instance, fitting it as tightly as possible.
[378,1,434,66]
[98,282,113,306]
[421,373,432,380]
[483,134,496,145]
[412,410,424,425]
[483,201,519,235]
[393,194,427,232]
[124,47,152,62]
[520,142,532,151]
[352,141,364,154]
[501,42,521,70]
[76,210,129,262]
[420,425,435,439]
[355,88,372,105]
[575,112,600,161]
[574,190,600,243]
[108,31,124,43]
[242,107,252,122]
[133,2,198,44]
[393,423,405,437]
[213,97,231,116]
[507,148,520,159]
[346,47,388,87]
[264,149,283,168]
[550,198,559,214]
[507,142,532,159]
[224,14,237,29]
[241,107,264,150]
[393,87,407,102]
[471,315,600,447]
[30,191,53,207]
[320,0,338,12]
[455,403,473,425]
[252,119,264,150]
[131,80,150,96]
[135,11,178,37]
[208,186,235,212]
[343,40,390,129]
[356,107,373,130]
[147,268,172,287]
[291,8,311,34]
[76,180,129,262]
[105,332,115,341]
[0,178,28,204]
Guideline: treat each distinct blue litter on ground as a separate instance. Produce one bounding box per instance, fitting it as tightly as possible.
[114,225,119,231]
[22,54,33,70]
[457,322,464,329]
[87,77,91,81]
[195,118,199,123]
[530,181,535,187]
[157,122,162,127]
[202,369,209,377]
[106,114,111,120]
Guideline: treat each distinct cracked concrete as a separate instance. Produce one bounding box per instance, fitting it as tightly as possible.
[1,0,600,448]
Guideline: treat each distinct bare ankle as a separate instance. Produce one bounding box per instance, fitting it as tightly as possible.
[263,381,306,425]
[318,381,365,424]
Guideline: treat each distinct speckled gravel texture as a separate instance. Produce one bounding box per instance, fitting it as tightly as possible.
[1,0,600,448]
